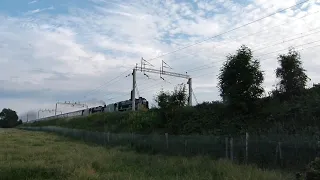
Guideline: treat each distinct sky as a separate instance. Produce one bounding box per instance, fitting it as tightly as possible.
[1,0,320,121]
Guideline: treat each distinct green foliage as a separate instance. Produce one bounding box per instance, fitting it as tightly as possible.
[1,129,293,180]
[305,157,320,180]
[154,83,188,110]
[24,83,320,136]
[0,108,20,128]
[218,45,264,114]
[19,45,320,175]
[153,83,189,134]
[20,125,319,172]
[25,46,319,137]
[154,90,170,109]
[276,48,309,98]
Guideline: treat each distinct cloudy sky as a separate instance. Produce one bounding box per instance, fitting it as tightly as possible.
[1,0,320,120]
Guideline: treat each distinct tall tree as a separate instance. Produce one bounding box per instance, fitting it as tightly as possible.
[154,90,171,109]
[170,83,188,108]
[154,83,188,109]
[275,48,309,98]
[0,108,19,128]
[218,45,264,113]
[154,84,188,133]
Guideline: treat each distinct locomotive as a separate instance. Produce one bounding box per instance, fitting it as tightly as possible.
[30,97,149,123]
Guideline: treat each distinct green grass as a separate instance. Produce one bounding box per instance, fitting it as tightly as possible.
[0,128,294,180]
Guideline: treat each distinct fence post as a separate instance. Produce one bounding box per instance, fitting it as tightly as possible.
[131,132,134,142]
[107,132,110,143]
[246,132,249,164]
[274,142,279,166]
[185,140,188,153]
[165,133,169,149]
[278,141,283,167]
[225,137,229,159]
[230,137,233,162]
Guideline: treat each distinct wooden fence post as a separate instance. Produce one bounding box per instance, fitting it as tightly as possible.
[131,132,134,141]
[185,140,188,153]
[165,133,169,149]
[230,137,234,161]
[107,132,110,143]
[275,142,279,165]
[246,132,249,164]
[278,141,283,167]
[225,137,229,159]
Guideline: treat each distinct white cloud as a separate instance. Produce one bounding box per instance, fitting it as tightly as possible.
[1,0,320,118]
[28,0,38,4]
[25,6,54,15]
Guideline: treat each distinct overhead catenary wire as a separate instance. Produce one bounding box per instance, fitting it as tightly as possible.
[146,0,310,62]
[139,41,320,98]
[103,72,161,101]
[190,41,320,76]
[105,76,177,102]
[170,10,320,67]
[81,0,315,104]
[191,43,320,80]
[80,68,132,101]
[111,40,319,104]
[102,30,320,104]
[184,23,320,72]
[79,0,312,102]
[186,34,320,74]
[191,87,199,105]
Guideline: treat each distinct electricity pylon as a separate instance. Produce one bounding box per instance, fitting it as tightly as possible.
[130,57,192,111]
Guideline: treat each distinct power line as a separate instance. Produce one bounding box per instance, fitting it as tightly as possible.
[171,10,320,67]
[102,74,161,101]
[96,41,320,107]
[191,87,199,105]
[253,30,320,52]
[100,32,320,104]
[186,33,320,74]
[146,0,310,62]
[175,11,320,72]
[76,1,313,102]
[192,43,320,79]
[80,68,132,101]
[77,0,314,104]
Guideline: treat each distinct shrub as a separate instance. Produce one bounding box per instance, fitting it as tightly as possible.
[305,157,320,180]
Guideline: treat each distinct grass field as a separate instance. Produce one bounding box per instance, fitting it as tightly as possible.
[0,128,294,180]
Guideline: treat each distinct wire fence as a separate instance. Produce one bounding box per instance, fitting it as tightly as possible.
[19,126,320,171]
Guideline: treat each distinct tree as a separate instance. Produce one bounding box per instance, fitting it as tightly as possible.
[0,108,19,128]
[170,83,188,108]
[154,83,188,109]
[154,90,171,109]
[218,45,264,113]
[275,48,309,98]
[154,84,189,134]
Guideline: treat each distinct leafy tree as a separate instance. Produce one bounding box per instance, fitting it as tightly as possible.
[218,45,264,113]
[154,83,188,109]
[154,84,188,134]
[0,108,19,128]
[154,90,171,109]
[275,48,309,98]
[170,83,188,108]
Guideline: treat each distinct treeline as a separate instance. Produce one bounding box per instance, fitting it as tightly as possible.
[26,45,320,136]
[149,45,318,135]
[0,108,22,128]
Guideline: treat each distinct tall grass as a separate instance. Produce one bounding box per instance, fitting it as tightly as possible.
[0,128,293,180]
[19,126,319,171]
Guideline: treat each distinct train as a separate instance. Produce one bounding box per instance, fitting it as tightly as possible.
[29,97,149,123]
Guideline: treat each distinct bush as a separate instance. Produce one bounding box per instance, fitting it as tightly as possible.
[305,157,320,180]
